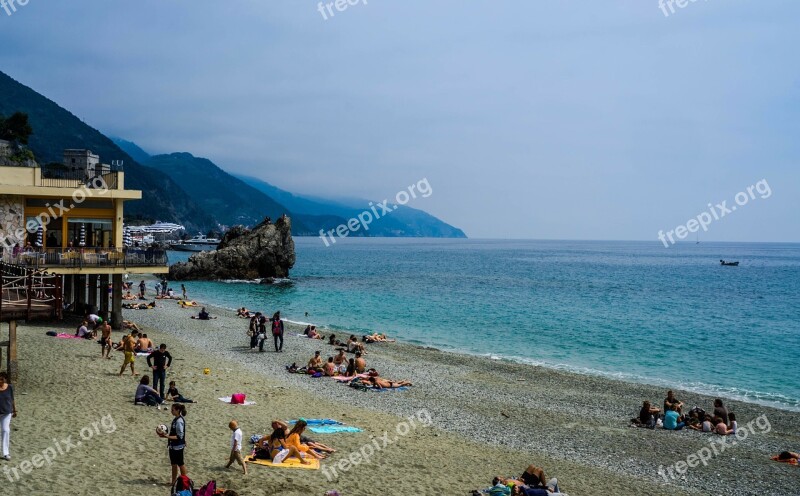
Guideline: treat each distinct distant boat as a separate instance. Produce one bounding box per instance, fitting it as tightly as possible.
[720,260,740,266]
[170,234,220,252]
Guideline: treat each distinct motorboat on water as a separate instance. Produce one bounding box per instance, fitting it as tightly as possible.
[720,260,740,266]
[170,234,221,252]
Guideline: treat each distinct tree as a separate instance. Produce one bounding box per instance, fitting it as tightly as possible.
[0,112,33,144]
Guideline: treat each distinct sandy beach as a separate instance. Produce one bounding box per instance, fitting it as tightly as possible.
[2,296,798,496]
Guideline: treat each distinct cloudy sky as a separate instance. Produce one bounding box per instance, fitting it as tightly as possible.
[0,0,798,240]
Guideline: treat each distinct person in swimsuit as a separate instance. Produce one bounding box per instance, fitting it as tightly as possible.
[118,331,139,376]
[100,321,113,359]
[362,377,412,389]
[264,421,308,464]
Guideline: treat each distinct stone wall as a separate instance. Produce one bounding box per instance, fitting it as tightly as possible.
[0,195,25,251]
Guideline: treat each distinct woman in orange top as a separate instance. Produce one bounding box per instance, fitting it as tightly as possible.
[285,420,324,460]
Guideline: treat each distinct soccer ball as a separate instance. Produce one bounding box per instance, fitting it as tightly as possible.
[156,424,168,436]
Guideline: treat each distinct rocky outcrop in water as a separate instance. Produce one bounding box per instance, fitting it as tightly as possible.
[168,216,295,281]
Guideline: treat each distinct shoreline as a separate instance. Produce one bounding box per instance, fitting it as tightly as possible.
[170,292,800,414]
[121,295,799,495]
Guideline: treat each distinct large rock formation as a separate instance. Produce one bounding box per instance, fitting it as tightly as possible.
[169,216,295,281]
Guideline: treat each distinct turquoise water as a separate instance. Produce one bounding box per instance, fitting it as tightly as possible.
[167,239,800,411]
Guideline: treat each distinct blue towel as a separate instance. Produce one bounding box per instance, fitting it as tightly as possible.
[371,386,409,392]
[308,425,362,434]
[288,419,341,426]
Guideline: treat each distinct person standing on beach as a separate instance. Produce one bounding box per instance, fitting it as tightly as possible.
[248,313,261,350]
[159,403,188,487]
[271,311,284,352]
[0,372,17,461]
[225,420,247,475]
[147,344,173,399]
[119,331,139,376]
[161,277,168,296]
[100,320,113,359]
[181,284,187,300]
[138,280,146,299]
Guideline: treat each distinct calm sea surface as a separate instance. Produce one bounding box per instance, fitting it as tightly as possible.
[167,238,800,411]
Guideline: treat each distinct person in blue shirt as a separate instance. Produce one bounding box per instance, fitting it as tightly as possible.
[663,404,686,430]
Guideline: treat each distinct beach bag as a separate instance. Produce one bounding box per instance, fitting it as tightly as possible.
[272,319,282,336]
[195,480,217,496]
[231,393,246,405]
[172,475,194,496]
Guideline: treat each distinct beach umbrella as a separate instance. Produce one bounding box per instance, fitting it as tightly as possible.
[79,223,86,247]
[123,226,132,247]
[35,224,43,247]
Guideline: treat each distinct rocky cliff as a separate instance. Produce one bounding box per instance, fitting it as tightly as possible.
[168,216,296,281]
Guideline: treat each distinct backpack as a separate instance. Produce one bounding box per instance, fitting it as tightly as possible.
[195,480,217,496]
[172,475,194,496]
[272,319,282,336]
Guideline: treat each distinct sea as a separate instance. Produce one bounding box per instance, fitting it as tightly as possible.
[166,238,800,412]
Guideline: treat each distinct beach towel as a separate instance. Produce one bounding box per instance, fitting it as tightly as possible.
[288,419,341,426]
[370,386,409,392]
[245,455,320,470]
[308,425,362,434]
[51,333,84,339]
[218,396,256,406]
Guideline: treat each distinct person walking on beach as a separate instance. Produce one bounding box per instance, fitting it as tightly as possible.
[225,420,247,475]
[147,344,173,399]
[161,277,168,296]
[159,403,188,487]
[118,331,139,376]
[248,313,260,349]
[100,320,113,359]
[0,372,17,461]
[271,311,284,352]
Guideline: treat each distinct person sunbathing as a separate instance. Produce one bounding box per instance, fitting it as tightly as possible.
[333,350,348,373]
[237,307,252,318]
[122,291,138,300]
[285,420,324,460]
[363,333,395,343]
[122,320,141,332]
[307,351,324,373]
[346,335,366,354]
[361,377,412,389]
[307,326,324,340]
[259,421,310,464]
[323,357,336,377]
[135,333,154,352]
[774,451,799,463]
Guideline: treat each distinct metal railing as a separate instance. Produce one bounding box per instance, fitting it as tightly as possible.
[39,168,119,189]
[0,262,62,322]
[2,247,168,270]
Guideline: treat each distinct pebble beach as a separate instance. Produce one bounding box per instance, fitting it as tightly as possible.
[4,297,798,495]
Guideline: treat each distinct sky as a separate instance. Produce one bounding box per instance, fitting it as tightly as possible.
[0,0,798,240]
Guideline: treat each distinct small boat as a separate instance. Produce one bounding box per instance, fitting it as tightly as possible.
[170,234,221,252]
[720,260,740,266]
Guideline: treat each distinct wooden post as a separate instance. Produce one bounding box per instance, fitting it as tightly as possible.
[99,274,109,321]
[8,320,17,383]
[88,274,98,313]
[111,274,123,330]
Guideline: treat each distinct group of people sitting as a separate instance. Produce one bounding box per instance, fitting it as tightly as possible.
[287,350,412,389]
[474,464,567,495]
[135,377,195,407]
[302,325,324,340]
[251,420,334,465]
[634,391,737,434]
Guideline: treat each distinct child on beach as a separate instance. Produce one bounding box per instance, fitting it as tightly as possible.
[166,381,196,403]
[225,420,247,475]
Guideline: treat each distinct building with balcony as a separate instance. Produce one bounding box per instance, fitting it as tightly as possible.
[1,149,168,322]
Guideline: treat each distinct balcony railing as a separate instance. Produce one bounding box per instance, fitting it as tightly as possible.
[40,167,119,189]
[2,248,168,270]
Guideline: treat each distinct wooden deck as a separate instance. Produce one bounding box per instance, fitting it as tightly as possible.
[0,263,62,323]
